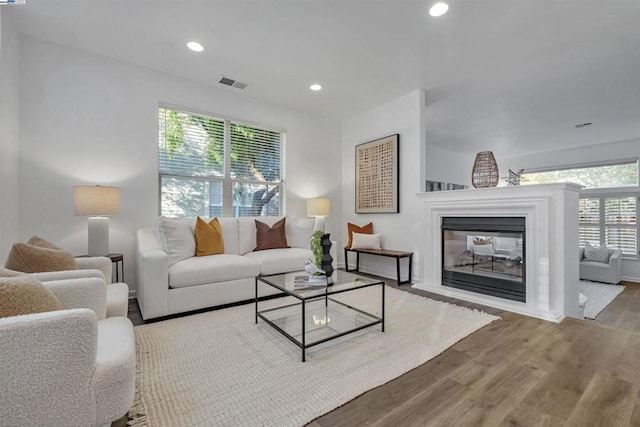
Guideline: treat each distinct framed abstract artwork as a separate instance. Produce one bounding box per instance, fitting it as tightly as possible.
[355,134,399,213]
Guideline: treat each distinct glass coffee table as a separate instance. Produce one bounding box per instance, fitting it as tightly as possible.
[255,270,385,361]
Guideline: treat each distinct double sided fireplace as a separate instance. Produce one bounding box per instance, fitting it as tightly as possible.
[442,217,526,302]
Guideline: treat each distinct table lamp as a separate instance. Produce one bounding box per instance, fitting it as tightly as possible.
[74,185,121,256]
[307,197,330,232]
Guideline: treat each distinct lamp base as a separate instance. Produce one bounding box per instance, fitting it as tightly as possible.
[313,216,326,233]
[87,216,109,256]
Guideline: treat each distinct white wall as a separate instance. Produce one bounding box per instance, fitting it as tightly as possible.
[0,10,20,262]
[425,145,475,190]
[341,90,426,281]
[18,36,342,292]
[498,138,640,281]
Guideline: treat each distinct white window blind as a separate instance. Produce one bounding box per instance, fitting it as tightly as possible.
[158,106,285,218]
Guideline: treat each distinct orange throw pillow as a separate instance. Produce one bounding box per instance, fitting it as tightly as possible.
[346,222,373,249]
[195,217,225,256]
[254,218,289,251]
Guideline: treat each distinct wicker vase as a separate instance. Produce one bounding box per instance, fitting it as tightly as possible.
[471,151,499,188]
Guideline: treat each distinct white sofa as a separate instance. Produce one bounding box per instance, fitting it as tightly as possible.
[137,216,328,320]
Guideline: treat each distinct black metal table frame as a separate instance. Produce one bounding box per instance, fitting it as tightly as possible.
[255,275,385,362]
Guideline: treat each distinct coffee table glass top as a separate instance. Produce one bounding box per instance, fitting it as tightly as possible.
[258,269,383,299]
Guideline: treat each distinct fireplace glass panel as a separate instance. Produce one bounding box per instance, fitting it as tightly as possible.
[441,217,526,302]
[443,230,523,282]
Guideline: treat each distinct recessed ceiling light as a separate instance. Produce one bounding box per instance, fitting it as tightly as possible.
[429,2,449,17]
[309,84,322,91]
[187,41,204,52]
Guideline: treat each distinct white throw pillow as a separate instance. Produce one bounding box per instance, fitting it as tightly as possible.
[286,216,315,249]
[350,232,381,250]
[158,217,196,266]
[584,242,610,264]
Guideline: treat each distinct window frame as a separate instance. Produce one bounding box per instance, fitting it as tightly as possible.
[158,104,287,218]
[521,158,639,189]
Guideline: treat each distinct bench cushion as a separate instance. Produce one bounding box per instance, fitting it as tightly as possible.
[169,255,260,288]
[243,248,313,275]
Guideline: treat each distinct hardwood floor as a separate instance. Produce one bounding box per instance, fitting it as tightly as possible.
[118,277,640,426]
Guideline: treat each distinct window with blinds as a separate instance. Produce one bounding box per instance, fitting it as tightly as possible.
[579,195,638,257]
[159,106,285,218]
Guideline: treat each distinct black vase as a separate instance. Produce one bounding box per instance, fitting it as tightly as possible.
[320,233,334,283]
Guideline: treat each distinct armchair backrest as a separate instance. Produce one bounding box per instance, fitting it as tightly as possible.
[0,309,98,425]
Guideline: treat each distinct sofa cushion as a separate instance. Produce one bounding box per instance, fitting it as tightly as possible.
[254,218,289,251]
[286,216,314,250]
[238,216,284,255]
[217,218,240,255]
[5,243,79,273]
[243,248,314,275]
[158,217,196,266]
[168,254,261,288]
[195,217,224,256]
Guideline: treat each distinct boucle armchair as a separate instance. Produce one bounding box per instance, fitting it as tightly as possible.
[0,309,136,426]
[2,255,129,318]
[0,270,135,426]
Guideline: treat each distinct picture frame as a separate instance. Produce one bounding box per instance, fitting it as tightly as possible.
[355,134,399,213]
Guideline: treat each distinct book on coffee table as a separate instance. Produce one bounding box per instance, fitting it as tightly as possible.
[293,275,328,289]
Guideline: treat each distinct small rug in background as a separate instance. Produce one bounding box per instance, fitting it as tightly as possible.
[129,287,499,427]
[578,280,625,319]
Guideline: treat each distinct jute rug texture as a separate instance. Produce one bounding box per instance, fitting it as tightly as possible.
[129,287,499,426]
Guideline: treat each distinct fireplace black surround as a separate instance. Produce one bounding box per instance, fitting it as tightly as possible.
[442,217,526,302]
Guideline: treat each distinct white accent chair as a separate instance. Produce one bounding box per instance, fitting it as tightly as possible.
[579,247,623,284]
[0,258,135,426]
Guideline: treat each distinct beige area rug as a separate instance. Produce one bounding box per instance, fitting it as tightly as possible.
[129,287,499,427]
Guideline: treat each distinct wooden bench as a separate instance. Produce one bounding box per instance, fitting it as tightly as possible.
[344,247,413,285]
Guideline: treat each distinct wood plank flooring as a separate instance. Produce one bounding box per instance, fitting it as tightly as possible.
[117,277,640,427]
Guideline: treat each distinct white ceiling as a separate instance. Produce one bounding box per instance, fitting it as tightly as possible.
[8,0,640,157]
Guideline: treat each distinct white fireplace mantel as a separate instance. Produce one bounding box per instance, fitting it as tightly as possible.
[414,183,582,322]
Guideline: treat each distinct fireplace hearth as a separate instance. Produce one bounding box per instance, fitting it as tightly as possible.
[442,217,526,302]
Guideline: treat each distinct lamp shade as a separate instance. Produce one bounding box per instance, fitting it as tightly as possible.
[307,198,331,217]
[74,185,121,216]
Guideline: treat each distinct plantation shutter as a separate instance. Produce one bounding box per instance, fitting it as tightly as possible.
[604,196,638,256]
[579,197,601,246]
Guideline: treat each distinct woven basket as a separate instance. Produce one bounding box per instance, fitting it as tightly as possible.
[471,151,499,188]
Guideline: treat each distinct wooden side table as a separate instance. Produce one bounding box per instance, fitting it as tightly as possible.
[77,253,124,283]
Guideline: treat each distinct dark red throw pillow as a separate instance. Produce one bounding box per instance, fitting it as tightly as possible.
[254,218,290,251]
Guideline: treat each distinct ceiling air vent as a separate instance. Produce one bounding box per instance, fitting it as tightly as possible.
[219,77,248,90]
[574,122,592,129]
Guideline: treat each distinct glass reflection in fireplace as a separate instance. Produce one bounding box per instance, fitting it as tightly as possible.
[443,230,524,283]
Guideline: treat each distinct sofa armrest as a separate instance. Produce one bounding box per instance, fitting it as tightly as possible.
[43,277,108,320]
[578,247,585,261]
[137,228,169,320]
[75,256,112,283]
